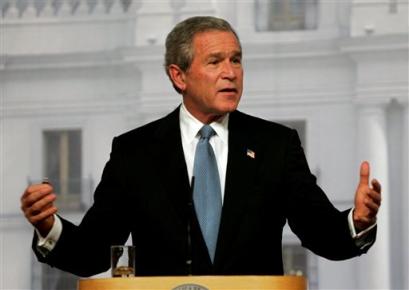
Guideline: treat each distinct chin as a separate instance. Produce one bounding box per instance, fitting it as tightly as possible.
[225,99,240,111]
[218,103,239,114]
[212,96,240,115]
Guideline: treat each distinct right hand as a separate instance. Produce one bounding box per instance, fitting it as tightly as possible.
[21,183,58,237]
[353,161,382,231]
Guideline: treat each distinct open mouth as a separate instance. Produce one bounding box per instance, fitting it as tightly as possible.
[218,88,237,93]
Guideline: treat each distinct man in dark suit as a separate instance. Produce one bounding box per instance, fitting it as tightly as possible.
[21,16,381,277]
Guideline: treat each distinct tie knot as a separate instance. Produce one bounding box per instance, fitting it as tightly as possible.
[199,125,216,140]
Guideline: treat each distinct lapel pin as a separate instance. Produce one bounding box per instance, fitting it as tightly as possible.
[246,149,255,159]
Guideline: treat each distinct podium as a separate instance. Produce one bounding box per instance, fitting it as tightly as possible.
[78,275,307,290]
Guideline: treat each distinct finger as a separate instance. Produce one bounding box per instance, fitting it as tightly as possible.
[21,184,53,200]
[368,189,381,206]
[30,206,58,225]
[364,198,380,217]
[371,179,381,194]
[21,184,54,202]
[26,193,56,217]
[21,188,54,209]
[22,194,56,220]
[359,161,370,186]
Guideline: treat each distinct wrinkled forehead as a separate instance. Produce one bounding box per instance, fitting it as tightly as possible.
[191,30,242,58]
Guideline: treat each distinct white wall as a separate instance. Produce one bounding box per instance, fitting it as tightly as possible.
[1,0,407,289]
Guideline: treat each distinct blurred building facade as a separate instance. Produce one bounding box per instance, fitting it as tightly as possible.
[0,0,408,289]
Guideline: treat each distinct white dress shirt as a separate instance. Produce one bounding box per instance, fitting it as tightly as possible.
[179,102,229,201]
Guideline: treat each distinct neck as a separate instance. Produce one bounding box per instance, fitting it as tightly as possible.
[182,103,225,125]
[202,114,224,124]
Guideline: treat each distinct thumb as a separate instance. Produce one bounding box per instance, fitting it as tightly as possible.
[359,161,370,186]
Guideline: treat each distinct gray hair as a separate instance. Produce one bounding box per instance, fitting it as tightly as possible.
[164,16,241,93]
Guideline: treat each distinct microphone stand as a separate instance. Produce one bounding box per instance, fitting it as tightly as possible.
[186,176,195,275]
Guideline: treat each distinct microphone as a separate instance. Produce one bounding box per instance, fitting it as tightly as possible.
[186,176,195,275]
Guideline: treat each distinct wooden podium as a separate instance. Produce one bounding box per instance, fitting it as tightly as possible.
[78,275,307,290]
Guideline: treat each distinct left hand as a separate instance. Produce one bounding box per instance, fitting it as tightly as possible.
[353,161,382,231]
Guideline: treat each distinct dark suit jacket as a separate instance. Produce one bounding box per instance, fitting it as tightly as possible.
[34,107,372,277]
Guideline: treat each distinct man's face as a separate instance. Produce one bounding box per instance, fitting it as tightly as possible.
[181,30,243,123]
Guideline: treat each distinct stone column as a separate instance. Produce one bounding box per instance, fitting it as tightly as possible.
[23,1,37,18]
[41,0,55,17]
[402,103,409,290]
[254,0,271,31]
[356,102,391,289]
[5,0,19,18]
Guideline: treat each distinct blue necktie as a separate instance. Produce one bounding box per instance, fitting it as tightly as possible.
[193,125,222,263]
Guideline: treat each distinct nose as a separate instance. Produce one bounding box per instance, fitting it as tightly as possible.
[220,60,237,80]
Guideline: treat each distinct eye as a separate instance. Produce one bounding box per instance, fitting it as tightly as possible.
[232,57,242,64]
[208,59,219,65]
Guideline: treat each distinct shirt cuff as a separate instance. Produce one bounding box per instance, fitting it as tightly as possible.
[35,215,62,256]
[348,208,377,250]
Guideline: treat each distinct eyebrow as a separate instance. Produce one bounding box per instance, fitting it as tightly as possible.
[207,50,242,59]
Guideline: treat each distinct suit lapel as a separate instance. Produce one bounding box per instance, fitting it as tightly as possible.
[153,106,214,272]
[214,111,258,267]
[153,107,191,223]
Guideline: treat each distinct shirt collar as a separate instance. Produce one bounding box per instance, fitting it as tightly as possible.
[180,102,229,144]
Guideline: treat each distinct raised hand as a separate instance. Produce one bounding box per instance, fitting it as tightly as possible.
[21,183,58,237]
[353,161,382,231]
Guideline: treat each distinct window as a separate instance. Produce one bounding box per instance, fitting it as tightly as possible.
[276,120,319,287]
[31,254,78,290]
[282,244,318,288]
[255,0,319,32]
[31,129,91,289]
[43,129,82,210]
[389,0,398,13]
[282,244,307,275]
[41,265,78,290]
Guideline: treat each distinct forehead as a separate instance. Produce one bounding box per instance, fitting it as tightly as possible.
[191,30,241,57]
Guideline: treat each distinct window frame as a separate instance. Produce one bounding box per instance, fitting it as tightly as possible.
[254,0,319,32]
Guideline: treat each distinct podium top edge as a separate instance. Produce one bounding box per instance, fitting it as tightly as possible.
[78,275,307,290]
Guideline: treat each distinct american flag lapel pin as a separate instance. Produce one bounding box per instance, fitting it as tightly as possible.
[246,149,255,159]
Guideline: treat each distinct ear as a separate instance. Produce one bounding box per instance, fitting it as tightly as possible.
[168,64,187,92]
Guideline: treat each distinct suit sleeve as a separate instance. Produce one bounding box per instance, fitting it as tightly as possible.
[32,137,132,277]
[284,129,375,260]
